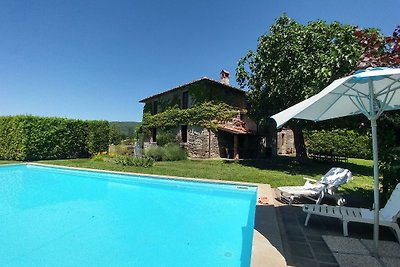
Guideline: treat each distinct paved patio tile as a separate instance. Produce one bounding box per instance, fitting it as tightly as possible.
[286,235,307,243]
[314,252,338,264]
[305,234,325,242]
[319,263,340,267]
[290,256,320,267]
[381,257,400,267]
[360,239,400,258]
[309,240,332,255]
[333,253,381,267]
[322,236,370,255]
[273,188,400,267]
[287,241,313,258]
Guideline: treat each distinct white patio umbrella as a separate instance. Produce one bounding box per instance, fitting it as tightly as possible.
[271,67,400,256]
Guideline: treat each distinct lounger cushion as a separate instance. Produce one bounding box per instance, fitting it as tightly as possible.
[303,181,324,190]
[321,168,352,189]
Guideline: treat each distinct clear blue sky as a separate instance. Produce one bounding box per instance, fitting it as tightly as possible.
[1,0,398,122]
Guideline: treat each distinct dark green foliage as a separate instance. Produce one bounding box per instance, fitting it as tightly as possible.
[0,116,26,160]
[162,144,187,161]
[378,112,400,199]
[352,26,400,199]
[144,144,187,161]
[113,155,154,167]
[108,144,134,156]
[109,124,124,145]
[0,115,109,161]
[156,131,177,147]
[237,15,362,122]
[236,14,364,157]
[305,129,372,159]
[91,153,108,161]
[87,120,110,155]
[144,146,164,161]
[142,101,238,132]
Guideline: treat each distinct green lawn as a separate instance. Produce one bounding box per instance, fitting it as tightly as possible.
[37,157,373,196]
[0,160,18,165]
[1,156,374,204]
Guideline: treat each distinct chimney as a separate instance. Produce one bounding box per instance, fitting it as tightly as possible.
[220,70,230,85]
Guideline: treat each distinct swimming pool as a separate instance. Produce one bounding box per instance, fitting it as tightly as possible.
[0,164,257,267]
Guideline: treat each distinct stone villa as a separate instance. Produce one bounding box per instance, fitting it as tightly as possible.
[140,70,294,159]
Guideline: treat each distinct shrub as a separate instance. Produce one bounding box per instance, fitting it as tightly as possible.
[378,113,400,200]
[304,129,372,159]
[91,152,108,161]
[87,120,110,155]
[109,144,134,156]
[156,131,177,146]
[144,146,164,161]
[163,144,187,161]
[113,155,154,167]
[144,144,187,161]
[0,115,110,160]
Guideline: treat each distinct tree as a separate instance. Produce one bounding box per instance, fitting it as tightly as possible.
[109,124,126,145]
[354,25,400,70]
[236,14,363,158]
[353,25,400,199]
[379,112,400,200]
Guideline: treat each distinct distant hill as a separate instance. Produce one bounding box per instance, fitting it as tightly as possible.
[110,121,140,137]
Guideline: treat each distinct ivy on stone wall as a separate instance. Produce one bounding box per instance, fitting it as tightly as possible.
[142,101,239,132]
[188,82,238,106]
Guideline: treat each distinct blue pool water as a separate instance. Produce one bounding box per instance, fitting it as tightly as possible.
[0,164,257,267]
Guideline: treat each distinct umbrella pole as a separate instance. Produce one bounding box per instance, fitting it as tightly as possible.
[371,118,380,257]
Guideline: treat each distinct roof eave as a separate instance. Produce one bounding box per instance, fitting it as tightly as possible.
[139,78,245,103]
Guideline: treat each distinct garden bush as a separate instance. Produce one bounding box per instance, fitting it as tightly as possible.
[378,113,400,200]
[304,129,372,159]
[162,144,187,161]
[87,120,110,156]
[108,144,134,156]
[144,146,164,161]
[156,131,177,146]
[144,144,187,161]
[0,115,110,161]
[91,152,109,161]
[113,155,154,167]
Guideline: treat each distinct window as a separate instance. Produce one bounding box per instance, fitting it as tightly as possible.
[152,128,157,143]
[152,100,158,115]
[182,91,189,109]
[181,125,188,143]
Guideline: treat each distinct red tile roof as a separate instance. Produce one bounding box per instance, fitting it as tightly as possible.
[218,124,256,135]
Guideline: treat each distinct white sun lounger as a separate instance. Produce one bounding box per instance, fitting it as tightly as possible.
[277,167,352,205]
[303,183,400,241]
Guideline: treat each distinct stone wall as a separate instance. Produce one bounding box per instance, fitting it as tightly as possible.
[277,128,296,155]
[186,126,220,158]
[142,125,268,159]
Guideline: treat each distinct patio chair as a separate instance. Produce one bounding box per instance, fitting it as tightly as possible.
[277,167,352,205]
[303,183,400,242]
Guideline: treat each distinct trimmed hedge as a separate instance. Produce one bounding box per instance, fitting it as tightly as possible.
[0,115,110,161]
[304,129,372,159]
[87,120,110,155]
